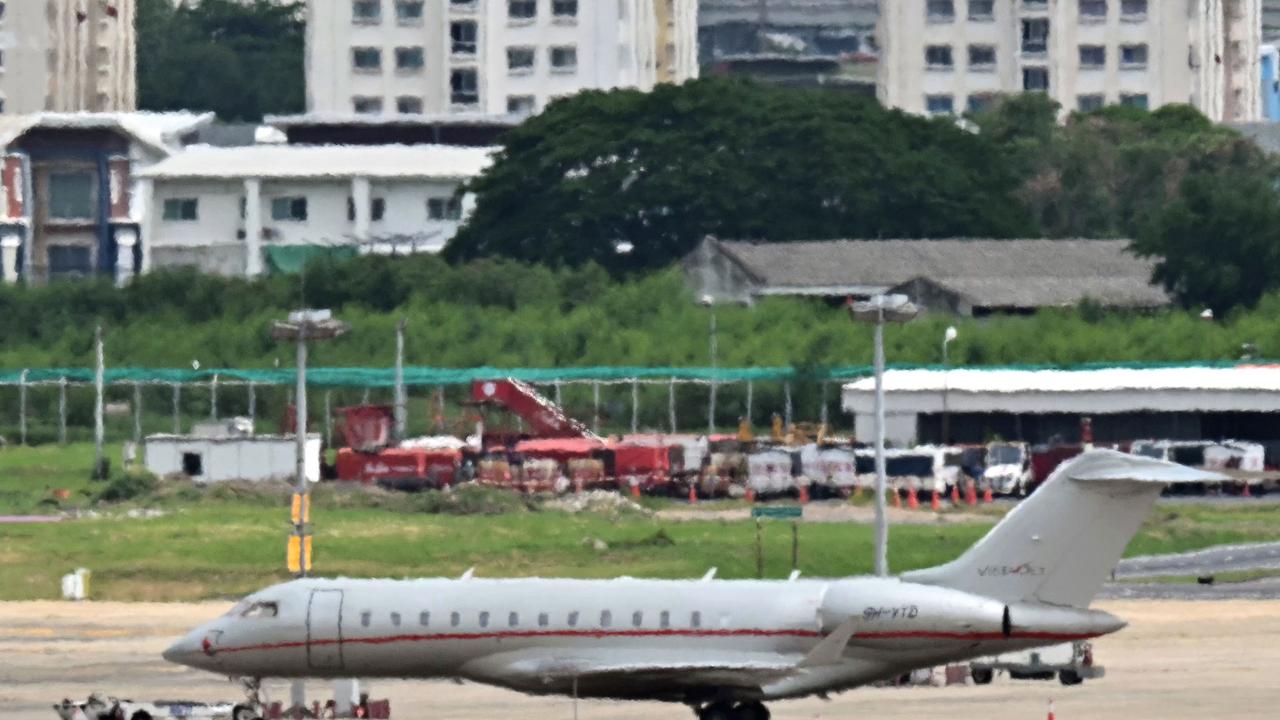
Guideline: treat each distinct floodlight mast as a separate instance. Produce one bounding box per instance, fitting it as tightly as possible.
[271,310,349,578]
[848,295,919,577]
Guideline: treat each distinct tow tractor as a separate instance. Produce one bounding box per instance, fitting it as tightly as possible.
[969,641,1104,686]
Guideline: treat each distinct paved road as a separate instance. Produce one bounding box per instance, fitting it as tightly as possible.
[1113,541,1280,579]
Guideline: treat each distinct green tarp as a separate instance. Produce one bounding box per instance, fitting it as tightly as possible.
[264,245,359,275]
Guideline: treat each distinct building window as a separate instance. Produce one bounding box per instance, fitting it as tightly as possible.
[1022,19,1049,55]
[346,197,386,222]
[552,0,578,18]
[507,95,536,115]
[450,69,479,105]
[925,95,955,115]
[509,0,536,20]
[397,96,423,114]
[967,93,997,114]
[352,0,381,24]
[1078,94,1106,112]
[1079,45,1106,69]
[1120,93,1149,109]
[507,46,535,72]
[1023,67,1050,91]
[1022,0,1048,10]
[1079,0,1107,21]
[395,0,423,23]
[968,45,996,70]
[48,172,95,220]
[451,21,477,55]
[353,96,384,114]
[925,45,953,70]
[352,47,382,72]
[550,46,577,72]
[1120,0,1147,20]
[47,246,92,278]
[428,197,462,220]
[925,0,954,22]
[162,198,198,221]
[271,197,308,222]
[396,46,425,71]
[968,0,994,20]
[1121,44,1148,69]
[450,0,476,10]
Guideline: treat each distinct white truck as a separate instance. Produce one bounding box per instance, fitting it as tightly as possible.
[969,641,1104,686]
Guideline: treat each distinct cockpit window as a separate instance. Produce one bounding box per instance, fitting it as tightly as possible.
[241,602,279,618]
[225,601,252,617]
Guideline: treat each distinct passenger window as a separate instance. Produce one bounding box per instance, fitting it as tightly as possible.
[632,611,643,628]
[390,612,401,627]
[361,611,371,627]
[568,611,579,627]
[242,602,279,618]
[691,611,701,628]
[479,611,490,628]
[600,610,612,628]
[419,611,430,627]
[538,612,549,627]
[660,610,670,629]
[450,611,461,627]
[509,612,519,627]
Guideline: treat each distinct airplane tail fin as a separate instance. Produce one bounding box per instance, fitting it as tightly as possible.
[902,449,1226,608]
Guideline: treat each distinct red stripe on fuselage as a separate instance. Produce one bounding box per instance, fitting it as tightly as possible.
[212,628,1097,656]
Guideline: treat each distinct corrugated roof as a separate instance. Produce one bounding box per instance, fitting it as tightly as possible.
[714,238,1168,308]
[700,0,878,26]
[0,112,214,155]
[137,144,496,180]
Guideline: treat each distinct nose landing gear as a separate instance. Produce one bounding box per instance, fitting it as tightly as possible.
[232,678,265,720]
[695,701,771,720]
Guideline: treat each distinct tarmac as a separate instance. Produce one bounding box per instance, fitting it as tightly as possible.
[3,598,1278,720]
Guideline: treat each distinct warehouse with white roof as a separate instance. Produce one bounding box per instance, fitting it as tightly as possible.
[842,365,1280,447]
[135,144,495,277]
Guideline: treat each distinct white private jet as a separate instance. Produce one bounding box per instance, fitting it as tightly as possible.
[165,450,1219,720]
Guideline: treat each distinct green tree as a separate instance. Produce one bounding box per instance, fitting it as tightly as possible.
[446,79,1035,274]
[137,0,305,121]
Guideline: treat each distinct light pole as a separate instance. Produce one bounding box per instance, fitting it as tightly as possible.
[849,294,919,577]
[271,310,350,579]
[700,294,717,434]
[942,326,958,445]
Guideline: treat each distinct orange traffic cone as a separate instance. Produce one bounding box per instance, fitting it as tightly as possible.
[931,489,941,511]
[1242,482,1253,498]
[982,486,994,504]
[688,484,698,504]
[965,481,978,506]
[950,484,961,505]
[798,485,810,504]
[1047,699,1056,720]
[907,485,920,510]
[630,482,641,500]
[746,488,756,503]
[891,488,901,508]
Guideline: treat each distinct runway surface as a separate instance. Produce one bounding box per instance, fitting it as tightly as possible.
[3,599,1278,720]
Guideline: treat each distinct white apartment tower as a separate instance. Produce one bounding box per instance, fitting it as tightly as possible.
[0,0,138,114]
[305,0,699,117]
[879,0,1261,122]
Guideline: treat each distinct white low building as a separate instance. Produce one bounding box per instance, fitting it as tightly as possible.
[145,431,323,484]
[842,366,1280,447]
[135,144,495,277]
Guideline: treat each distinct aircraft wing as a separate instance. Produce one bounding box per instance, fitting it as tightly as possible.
[460,648,803,698]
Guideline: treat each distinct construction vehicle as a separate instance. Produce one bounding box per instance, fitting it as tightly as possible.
[332,405,462,490]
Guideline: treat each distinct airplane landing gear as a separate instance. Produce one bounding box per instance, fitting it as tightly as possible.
[233,678,264,720]
[695,701,771,720]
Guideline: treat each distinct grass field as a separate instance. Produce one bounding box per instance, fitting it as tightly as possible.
[3,444,1280,602]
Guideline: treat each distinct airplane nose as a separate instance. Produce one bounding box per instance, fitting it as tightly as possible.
[163,630,204,666]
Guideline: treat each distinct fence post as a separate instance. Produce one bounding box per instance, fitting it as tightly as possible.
[18,369,27,445]
[172,383,181,434]
[248,381,256,421]
[668,379,677,434]
[820,381,829,427]
[133,383,142,444]
[784,380,793,429]
[631,380,639,435]
[58,376,67,445]
[210,374,219,420]
[592,382,601,435]
[746,379,754,427]
[324,391,333,446]
[437,385,446,432]
[554,381,562,408]
[93,326,105,479]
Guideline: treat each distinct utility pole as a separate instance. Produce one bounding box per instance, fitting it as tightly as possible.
[93,326,106,479]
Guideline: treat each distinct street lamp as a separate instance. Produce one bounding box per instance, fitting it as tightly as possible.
[700,293,717,434]
[942,326,958,445]
[271,309,350,578]
[848,294,919,577]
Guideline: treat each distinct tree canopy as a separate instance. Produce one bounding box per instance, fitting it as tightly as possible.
[137,0,305,121]
[446,79,1036,274]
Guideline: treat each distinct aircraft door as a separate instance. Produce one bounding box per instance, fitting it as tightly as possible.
[307,589,345,671]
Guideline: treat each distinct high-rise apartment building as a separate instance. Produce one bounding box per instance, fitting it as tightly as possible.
[305,0,699,117]
[0,0,138,114]
[879,0,1261,122]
